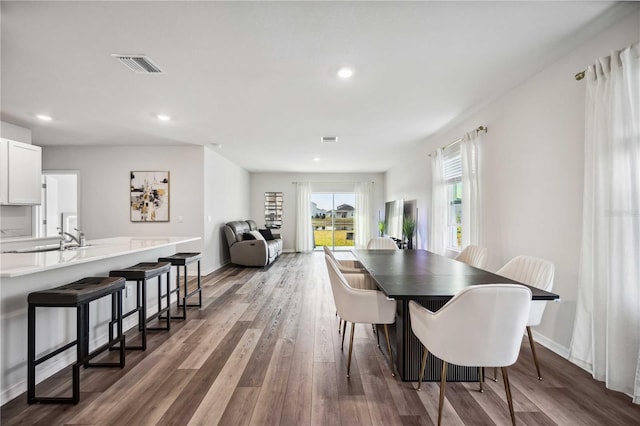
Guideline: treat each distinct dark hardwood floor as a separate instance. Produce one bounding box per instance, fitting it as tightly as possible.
[2,252,639,425]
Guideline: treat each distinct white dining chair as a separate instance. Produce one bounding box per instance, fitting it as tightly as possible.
[324,246,378,337]
[325,255,396,378]
[366,237,399,250]
[409,284,531,426]
[323,246,364,273]
[496,255,555,380]
[455,245,488,269]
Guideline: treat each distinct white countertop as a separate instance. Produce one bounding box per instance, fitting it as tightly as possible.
[0,236,200,278]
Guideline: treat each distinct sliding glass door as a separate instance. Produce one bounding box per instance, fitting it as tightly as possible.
[311,192,356,251]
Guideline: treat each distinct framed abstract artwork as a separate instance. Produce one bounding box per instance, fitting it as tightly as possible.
[130,171,170,222]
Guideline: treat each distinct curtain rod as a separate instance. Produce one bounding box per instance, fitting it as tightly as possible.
[575,42,636,81]
[291,181,375,184]
[429,125,487,157]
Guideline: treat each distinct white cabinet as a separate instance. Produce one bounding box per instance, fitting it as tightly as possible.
[0,139,42,205]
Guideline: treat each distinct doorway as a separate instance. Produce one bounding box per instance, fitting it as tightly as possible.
[311,192,356,251]
[34,171,79,238]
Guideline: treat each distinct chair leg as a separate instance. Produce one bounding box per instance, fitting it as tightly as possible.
[478,367,484,393]
[347,322,356,378]
[501,367,516,426]
[341,321,347,350]
[527,326,542,380]
[491,367,498,382]
[383,324,395,377]
[338,317,342,334]
[437,361,448,426]
[417,347,428,391]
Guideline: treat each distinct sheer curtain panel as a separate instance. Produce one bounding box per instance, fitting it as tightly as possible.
[295,182,313,252]
[569,42,640,404]
[461,132,481,247]
[355,182,372,249]
[428,149,447,255]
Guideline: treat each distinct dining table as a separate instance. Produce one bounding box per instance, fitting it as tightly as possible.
[352,249,560,382]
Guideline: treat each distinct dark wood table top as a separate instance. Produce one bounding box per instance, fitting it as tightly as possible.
[353,249,559,301]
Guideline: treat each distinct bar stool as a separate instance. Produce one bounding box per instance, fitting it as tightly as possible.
[157,253,202,320]
[27,277,126,404]
[109,262,172,351]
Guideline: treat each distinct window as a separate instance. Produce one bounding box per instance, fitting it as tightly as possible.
[311,192,356,250]
[444,145,462,250]
[264,192,283,229]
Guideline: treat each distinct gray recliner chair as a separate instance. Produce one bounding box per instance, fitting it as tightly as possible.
[223,220,283,266]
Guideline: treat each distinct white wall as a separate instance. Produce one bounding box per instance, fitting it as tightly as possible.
[43,145,250,274]
[250,173,385,251]
[204,146,250,271]
[385,11,640,355]
[0,121,31,144]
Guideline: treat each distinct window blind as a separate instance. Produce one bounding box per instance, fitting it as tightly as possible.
[443,144,462,183]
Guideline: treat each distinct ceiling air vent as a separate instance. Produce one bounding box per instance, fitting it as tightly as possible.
[321,136,338,143]
[111,54,163,74]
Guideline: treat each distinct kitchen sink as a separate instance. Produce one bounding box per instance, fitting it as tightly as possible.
[2,244,92,254]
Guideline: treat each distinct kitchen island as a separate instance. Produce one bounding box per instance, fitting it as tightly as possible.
[0,236,200,404]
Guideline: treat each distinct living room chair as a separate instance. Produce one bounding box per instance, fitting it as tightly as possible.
[366,237,399,250]
[409,284,531,426]
[455,245,488,269]
[496,255,555,380]
[325,255,396,378]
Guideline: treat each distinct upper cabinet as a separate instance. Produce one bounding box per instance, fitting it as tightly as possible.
[0,139,42,205]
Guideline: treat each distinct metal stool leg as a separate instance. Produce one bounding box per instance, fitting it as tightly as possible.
[148,271,171,331]
[27,304,36,404]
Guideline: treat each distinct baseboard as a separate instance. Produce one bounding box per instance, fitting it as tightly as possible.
[283,249,295,253]
[201,260,230,276]
[531,329,570,359]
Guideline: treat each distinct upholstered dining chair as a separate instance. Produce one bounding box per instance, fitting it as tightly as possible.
[409,285,531,426]
[455,245,488,269]
[325,255,396,378]
[496,255,555,380]
[324,246,378,337]
[323,246,364,273]
[366,237,399,250]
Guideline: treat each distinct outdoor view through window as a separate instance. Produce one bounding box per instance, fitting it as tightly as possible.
[311,193,356,250]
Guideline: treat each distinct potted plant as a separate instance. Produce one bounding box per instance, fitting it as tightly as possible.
[403,216,416,249]
[378,220,386,237]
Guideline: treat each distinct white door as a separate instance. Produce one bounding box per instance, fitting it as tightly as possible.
[44,175,60,236]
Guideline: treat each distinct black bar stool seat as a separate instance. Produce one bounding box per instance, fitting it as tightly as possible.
[157,252,202,320]
[109,262,172,351]
[28,277,126,405]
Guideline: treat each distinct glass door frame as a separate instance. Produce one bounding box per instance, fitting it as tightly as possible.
[311,191,355,252]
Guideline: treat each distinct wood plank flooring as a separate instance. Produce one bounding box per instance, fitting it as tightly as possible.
[3,252,640,425]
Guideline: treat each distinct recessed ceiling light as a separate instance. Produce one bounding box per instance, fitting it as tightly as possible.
[337,67,354,79]
[36,114,52,121]
[313,157,320,162]
[156,114,171,121]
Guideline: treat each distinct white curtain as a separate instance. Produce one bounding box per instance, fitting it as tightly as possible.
[354,182,372,249]
[428,149,447,255]
[569,42,640,404]
[461,131,481,247]
[295,182,313,252]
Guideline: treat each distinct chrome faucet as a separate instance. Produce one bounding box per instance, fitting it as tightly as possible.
[57,227,85,249]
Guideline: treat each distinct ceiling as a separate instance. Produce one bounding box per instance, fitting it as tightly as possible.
[0,1,621,173]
